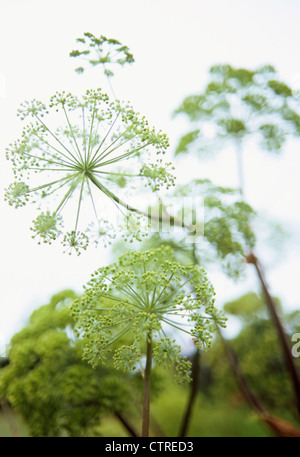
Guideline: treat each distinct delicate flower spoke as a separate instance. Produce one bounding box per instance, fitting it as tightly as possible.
[91,124,134,165]
[27,175,76,195]
[34,114,82,167]
[95,316,135,331]
[81,107,87,161]
[32,131,80,168]
[103,324,134,349]
[86,101,97,163]
[86,179,99,221]
[161,318,193,336]
[25,167,75,172]
[88,111,120,165]
[98,142,152,168]
[55,179,79,214]
[62,105,84,164]
[122,282,147,308]
[91,169,141,178]
[74,177,85,233]
[16,148,75,170]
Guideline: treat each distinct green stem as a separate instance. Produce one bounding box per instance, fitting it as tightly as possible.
[89,173,195,232]
[114,411,139,437]
[97,141,151,167]
[178,243,200,437]
[86,101,97,163]
[74,177,85,232]
[91,135,133,167]
[25,174,75,195]
[62,106,84,164]
[19,148,75,169]
[106,74,116,100]
[34,114,82,167]
[247,252,300,416]
[82,107,87,161]
[179,349,201,437]
[88,112,121,165]
[142,333,152,437]
[236,139,245,198]
[54,179,78,214]
[86,179,99,221]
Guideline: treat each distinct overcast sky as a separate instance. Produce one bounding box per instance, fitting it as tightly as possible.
[0,0,300,352]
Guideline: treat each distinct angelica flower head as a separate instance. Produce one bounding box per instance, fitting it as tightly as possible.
[72,246,226,382]
[5,89,173,254]
[70,33,135,77]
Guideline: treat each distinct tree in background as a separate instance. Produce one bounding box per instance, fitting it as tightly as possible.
[0,290,140,437]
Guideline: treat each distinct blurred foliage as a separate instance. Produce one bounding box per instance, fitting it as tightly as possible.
[70,32,134,77]
[150,370,271,437]
[173,63,300,157]
[204,293,300,421]
[112,178,256,279]
[223,291,270,320]
[0,290,145,437]
[1,290,299,437]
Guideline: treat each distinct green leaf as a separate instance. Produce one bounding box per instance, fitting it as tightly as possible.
[174,129,200,155]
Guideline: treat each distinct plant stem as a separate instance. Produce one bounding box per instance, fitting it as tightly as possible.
[236,139,245,198]
[219,327,300,437]
[142,333,152,437]
[178,244,200,437]
[218,327,266,414]
[179,349,201,437]
[246,251,300,416]
[235,139,300,415]
[89,173,195,232]
[115,411,139,437]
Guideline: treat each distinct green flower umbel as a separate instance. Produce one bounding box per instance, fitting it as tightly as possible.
[72,246,226,382]
[70,32,135,78]
[5,89,173,254]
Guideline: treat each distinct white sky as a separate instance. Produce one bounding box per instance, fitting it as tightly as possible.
[0,0,300,352]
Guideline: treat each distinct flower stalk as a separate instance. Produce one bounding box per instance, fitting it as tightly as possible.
[142,334,153,437]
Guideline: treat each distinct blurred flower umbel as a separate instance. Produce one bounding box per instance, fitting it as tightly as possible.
[70,32,135,78]
[5,89,173,254]
[72,246,226,382]
[86,218,116,248]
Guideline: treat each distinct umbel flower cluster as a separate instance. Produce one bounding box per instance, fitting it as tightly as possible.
[72,246,226,382]
[70,32,135,77]
[5,89,174,254]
